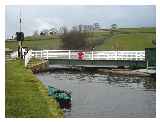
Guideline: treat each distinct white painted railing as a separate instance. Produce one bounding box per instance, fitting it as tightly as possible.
[31,50,145,61]
[25,50,32,67]
[24,49,145,67]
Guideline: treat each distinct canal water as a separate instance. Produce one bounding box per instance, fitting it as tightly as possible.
[36,70,156,118]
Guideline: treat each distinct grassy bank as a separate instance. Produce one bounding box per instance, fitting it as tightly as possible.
[5,60,63,117]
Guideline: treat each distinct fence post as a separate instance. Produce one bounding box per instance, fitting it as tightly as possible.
[116,51,118,60]
[24,50,32,67]
[69,50,71,59]
[91,51,94,60]
[30,50,32,60]
[36,52,38,58]
[41,50,43,59]
[47,50,48,59]
[25,55,27,67]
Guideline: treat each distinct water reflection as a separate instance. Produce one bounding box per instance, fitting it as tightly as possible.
[58,100,72,110]
[47,71,156,90]
[56,71,156,90]
[46,71,156,90]
[36,70,156,117]
[143,78,156,90]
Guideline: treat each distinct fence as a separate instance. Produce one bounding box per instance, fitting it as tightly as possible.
[24,50,145,67]
[31,50,145,60]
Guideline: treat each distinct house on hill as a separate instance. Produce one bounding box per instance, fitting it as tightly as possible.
[72,23,101,32]
[40,28,58,36]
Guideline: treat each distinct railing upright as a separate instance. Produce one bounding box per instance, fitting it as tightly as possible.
[25,50,32,67]
[136,52,138,60]
[47,50,48,59]
[91,51,94,60]
[41,50,43,59]
[69,50,71,59]
[36,52,37,58]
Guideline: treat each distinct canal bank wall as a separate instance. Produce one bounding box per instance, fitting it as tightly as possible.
[27,59,49,74]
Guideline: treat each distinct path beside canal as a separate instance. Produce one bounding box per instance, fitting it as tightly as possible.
[5,60,63,117]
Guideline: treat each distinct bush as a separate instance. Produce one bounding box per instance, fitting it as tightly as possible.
[61,30,90,50]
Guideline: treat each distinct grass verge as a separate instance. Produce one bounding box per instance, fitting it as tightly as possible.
[5,60,63,117]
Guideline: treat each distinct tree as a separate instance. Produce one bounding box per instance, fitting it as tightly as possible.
[110,24,118,35]
[111,24,118,30]
[61,29,89,50]
[59,26,68,34]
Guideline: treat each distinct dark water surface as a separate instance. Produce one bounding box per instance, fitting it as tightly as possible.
[36,71,156,118]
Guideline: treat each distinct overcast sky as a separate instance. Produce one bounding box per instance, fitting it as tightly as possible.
[5,5,155,38]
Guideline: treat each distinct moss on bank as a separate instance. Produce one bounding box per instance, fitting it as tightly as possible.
[5,60,63,117]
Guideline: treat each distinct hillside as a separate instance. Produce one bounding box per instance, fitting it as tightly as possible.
[5,27,156,51]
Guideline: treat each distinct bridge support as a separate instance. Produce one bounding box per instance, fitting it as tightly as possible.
[48,59,146,69]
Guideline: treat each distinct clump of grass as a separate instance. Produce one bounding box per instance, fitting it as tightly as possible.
[5,60,63,117]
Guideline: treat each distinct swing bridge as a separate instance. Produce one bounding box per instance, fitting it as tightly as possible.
[24,49,146,68]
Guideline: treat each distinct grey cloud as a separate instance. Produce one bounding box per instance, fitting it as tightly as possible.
[6,5,155,38]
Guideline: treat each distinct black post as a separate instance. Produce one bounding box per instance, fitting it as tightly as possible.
[17,10,24,59]
[17,32,24,59]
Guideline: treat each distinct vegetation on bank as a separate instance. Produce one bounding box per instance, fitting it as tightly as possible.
[5,27,155,51]
[5,60,63,117]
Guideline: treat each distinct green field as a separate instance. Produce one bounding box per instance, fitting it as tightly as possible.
[6,38,61,51]
[5,60,63,117]
[96,33,155,51]
[5,27,156,51]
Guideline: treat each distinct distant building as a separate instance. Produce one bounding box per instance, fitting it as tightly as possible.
[40,29,48,36]
[40,28,58,36]
[93,23,100,30]
[72,23,100,32]
[48,28,57,35]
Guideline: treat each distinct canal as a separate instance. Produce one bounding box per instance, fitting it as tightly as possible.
[36,70,156,118]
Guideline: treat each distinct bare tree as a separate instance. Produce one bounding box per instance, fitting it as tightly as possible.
[61,29,89,50]
[59,26,68,34]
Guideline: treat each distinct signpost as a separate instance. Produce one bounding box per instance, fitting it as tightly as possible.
[16,32,24,58]
[16,10,24,59]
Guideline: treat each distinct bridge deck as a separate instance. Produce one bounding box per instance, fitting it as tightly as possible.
[48,59,146,69]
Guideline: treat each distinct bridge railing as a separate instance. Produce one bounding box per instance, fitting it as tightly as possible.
[25,50,32,67]
[31,50,145,61]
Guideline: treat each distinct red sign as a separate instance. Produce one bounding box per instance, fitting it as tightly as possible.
[78,52,84,60]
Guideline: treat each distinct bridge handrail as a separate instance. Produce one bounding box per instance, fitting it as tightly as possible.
[25,50,32,67]
[31,50,145,61]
